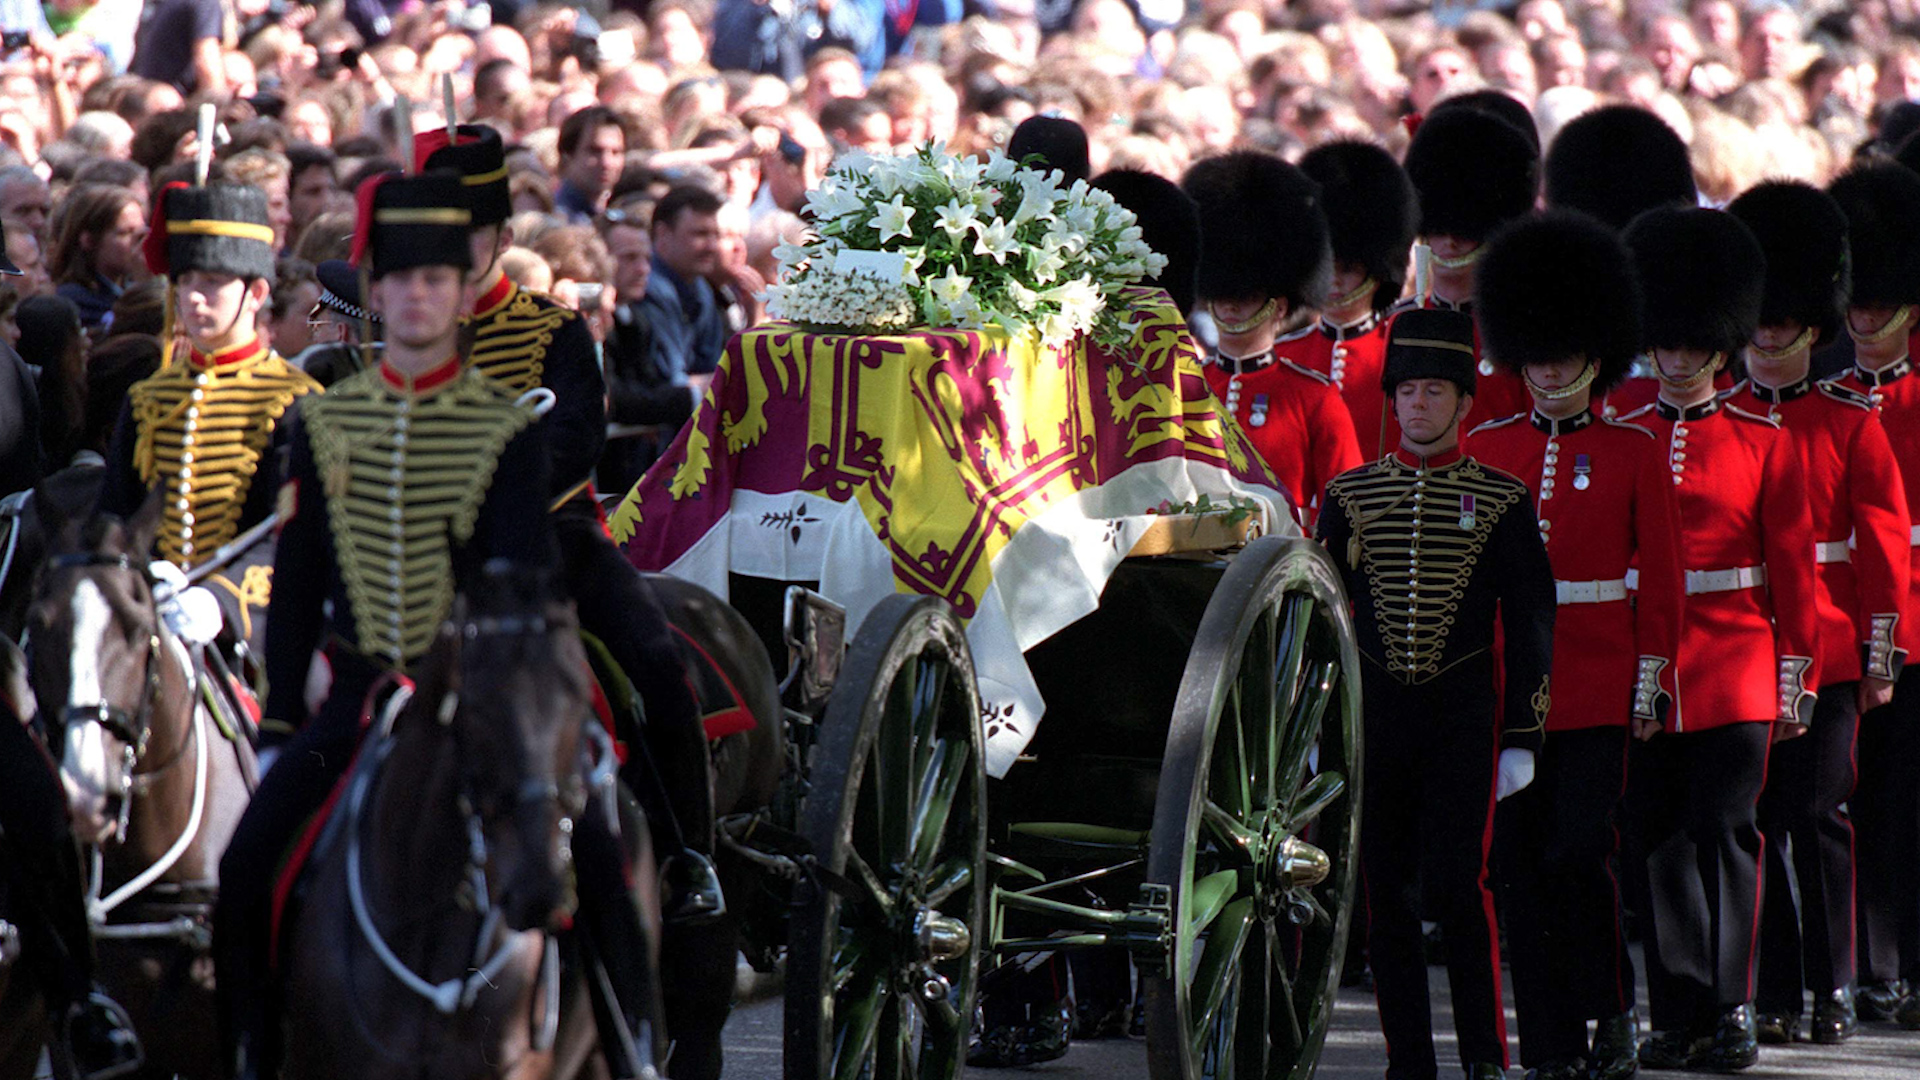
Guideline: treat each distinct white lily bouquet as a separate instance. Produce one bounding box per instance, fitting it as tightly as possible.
[762,142,1169,348]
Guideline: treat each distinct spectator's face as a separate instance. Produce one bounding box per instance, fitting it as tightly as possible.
[1410,49,1473,113]
[1742,10,1799,81]
[564,123,625,196]
[807,60,866,112]
[607,224,652,305]
[652,209,721,279]
[1,179,51,242]
[1515,0,1569,40]
[290,164,337,233]
[650,9,707,71]
[87,202,146,282]
[1642,18,1700,90]
[287,100,332,146]
[725,157,761,206]
[889,105,932,147]
[262,175,292,250]
[477,65,530,117]
[841,113,894,153]
[1540,35,1587,88]
[268,279,320,355]
[1827,62,1876,117]
[371,265,472,350]
[1879,53,1920,104]
[1692,0,1740,54]
[1482,46,1539,100]
[6,230,47,298]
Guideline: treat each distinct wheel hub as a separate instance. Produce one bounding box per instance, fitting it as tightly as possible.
[1273,835,1330,891]
[914,910,972,961]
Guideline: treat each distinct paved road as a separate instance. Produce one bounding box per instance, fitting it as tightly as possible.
[709,954,1920,1079]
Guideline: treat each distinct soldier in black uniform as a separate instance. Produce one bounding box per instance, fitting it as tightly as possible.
[414,125,724,924]
[212,172,656,1080]
[1318,309,1557,1080]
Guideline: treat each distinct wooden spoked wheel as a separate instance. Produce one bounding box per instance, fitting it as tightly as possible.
[784,594,988,1080]
[1143,537,1364,1080]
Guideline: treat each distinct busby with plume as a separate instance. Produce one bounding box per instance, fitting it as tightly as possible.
[142,183,277,282]
[414,124,512,228]
[1382,307,1478,395]
[352,172,474,279]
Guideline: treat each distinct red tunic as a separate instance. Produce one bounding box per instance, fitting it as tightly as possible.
[1725,376,1911,684]
[1273,316,1399,459]
[1617,397,1821,730]
[1469,409,1686,730]
[1203,352,1362,525]
[1383,293,1529,446]
[1834,354,1920,659]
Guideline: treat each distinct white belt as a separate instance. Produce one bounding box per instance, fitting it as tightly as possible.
[1685,565,1767,595]
[1815,541,1851,564]
[1912,524,1920,546]
[1556,578,1628,604]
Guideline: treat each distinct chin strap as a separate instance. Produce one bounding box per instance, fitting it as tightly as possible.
[1525,360,1597,401]
[1210,298,1278,336]
[1428,245,1482,271]
[1656,350,1724,392]
[1848,305,1914,346]
[1748,327,1815,363]
[1325,276,1377,312]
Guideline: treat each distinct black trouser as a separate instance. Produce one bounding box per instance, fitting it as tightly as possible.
[1361,662,1506,1080]
[1630,722,1770,1033]
[213,660,652,1078]
[1855,666,1920,986]
[0,714,92,1011]
[1757,683,1859,1012]
[1498,725,1634,1066]
[552,504,712,860]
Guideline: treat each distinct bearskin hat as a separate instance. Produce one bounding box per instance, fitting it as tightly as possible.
[1828,163,1920,308]
[142,183,276,282]
[1544,106,1696,231]
[1623,206,1765,354]
[1009,116,1091,183]
[1726,181,1849,345]
[415,124,511,227]
[1429,89,1540,155]
[1091,168,1201,317]
[1182,150,1332,310]
[1299,141,1418,315]
[1403,108,1539,243]
[1382,307,1477,394]
[351,172,474,279]
[1474,211,1641,392]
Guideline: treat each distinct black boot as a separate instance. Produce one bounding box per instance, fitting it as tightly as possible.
[1523,1056,1587,1080]
[1696,1006,1759,1072]
[1894,990,1920,1030]
[1463,1064,1506,1080]
[1858,979,1907,1021]
[1752,1011,1797,1045]
[1589,1010,1638,1080]
[63,991,144,1080]
[1809,987,1856,1044]
[1635,1029,1703,1071]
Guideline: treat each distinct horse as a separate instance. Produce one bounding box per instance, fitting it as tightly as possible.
[26,494,256,1079]
[279,565,662,1080]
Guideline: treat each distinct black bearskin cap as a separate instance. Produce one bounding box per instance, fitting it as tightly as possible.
[1299,141,1418,315]
[1092,168,1201,317]
[1544,106,1696,230]
[1828,163,1920,308]
[1623,206,1765,354]
[148,183,276,282]
[1382,307,1477,394]
[415,124,511,227]
[1474,211,1641,392]
[1430,89,1540,155]
[353,172,474,279]
[1403,108,1539,243]
[1009,116,1091,183]
[1182,150,1332,310]
[1726,181,1849,345]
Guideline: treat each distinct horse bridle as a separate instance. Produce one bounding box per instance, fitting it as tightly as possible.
[46,552,164,823]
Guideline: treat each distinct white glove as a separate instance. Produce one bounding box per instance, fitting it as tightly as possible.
[256,746,281,777]
[1495,747,1536,802]
[148,562,223,646]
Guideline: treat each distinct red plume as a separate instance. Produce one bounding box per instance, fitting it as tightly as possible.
[142,181,189,276]
[1401,112,1425,140]
[350,171,397,268]
[411,127,476,174]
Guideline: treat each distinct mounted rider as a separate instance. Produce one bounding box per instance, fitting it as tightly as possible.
[212,169,662,1080]
[414,122,724,924]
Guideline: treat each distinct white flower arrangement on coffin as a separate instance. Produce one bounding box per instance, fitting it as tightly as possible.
[760,142,1169,348]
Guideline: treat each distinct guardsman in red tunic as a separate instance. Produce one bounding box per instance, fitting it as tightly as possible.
[1395,107,1539,437]
[1471,212,1685,1080]
[1726,180,1912,1047]
[1285,140,1419,459]
[1826,163,1920,1029]
[1185,150,1360,525]
[1620,206,1822,1073]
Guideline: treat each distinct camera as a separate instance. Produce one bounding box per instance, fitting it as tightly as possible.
[2,30,31,51]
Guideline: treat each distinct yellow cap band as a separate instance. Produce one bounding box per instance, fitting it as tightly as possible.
[374,207,473,225]
[170,219,275,243]
[461,165,508,186]
[1394,336,1475,355]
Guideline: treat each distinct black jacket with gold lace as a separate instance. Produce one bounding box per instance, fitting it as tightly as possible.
[466,274,606,505]
[100,338,321,569]
[1316,445,1556,753]
[259,355,552,746]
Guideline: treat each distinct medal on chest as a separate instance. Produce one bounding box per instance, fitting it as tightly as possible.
[1573,453,1591,490]
[1458,493,1476,530]
[1250,393,1269,428]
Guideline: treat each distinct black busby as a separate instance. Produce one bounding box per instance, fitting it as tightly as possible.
[414,124,511,228]
[1623,206,1765,354]
[1725,181,1849,345]
[1544,106,1696,231]
[314,258,379,323]
[1403,108,1539,243]
[1827,163,1920,308]
[351,172,474,279]
[1473,211,1641,392]
[1430,89,1540,155]
[1299,141,1418,316]
[1182,150,1332,311]
[1382,307,1478,395]
[1009,116,1091,183]
[1091,168,1201,317]
[141,182,276,282]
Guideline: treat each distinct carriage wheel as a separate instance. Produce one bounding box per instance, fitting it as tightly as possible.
[784,594,987,1080]
[1143,537,1364,1080]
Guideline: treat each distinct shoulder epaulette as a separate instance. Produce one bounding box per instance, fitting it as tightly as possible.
[1723,403,1781,428]
[1275,324,1315,345]
[1722,380,1747,399]
[1600,416,1658,438]
[1817,378,1874,410]
[1385,295,1424,318]
[1277,357,1334,386]
[1467,413,1527,436]
[1618,404,1656,422]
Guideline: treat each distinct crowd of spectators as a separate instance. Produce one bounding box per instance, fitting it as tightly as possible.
[5,0,1920,496]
